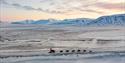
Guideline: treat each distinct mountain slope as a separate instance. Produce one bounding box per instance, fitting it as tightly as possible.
[87,14,125,26]
[50,18,93,25]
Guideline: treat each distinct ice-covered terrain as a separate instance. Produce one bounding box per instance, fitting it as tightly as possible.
[0,23,125,63]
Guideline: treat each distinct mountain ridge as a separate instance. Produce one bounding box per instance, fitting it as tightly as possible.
[11,14,125,26]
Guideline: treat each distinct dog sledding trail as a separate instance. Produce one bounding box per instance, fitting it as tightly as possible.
[1,51,125,63]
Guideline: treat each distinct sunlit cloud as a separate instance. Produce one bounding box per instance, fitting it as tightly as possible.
[95,2,125,11]
[0,0,125,22]
[1,0,100,14]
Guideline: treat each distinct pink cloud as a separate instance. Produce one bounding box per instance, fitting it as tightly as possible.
[96,2,125,10]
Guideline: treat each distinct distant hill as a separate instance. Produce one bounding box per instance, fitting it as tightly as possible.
[11,14,125,26]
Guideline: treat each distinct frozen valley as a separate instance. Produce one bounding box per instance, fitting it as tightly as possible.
[0,24,125,63]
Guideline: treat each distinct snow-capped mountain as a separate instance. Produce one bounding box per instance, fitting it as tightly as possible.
[11,20,35,24]
[11,14,125,26]
[87,14,125,26]
[30,20,50,24]
[11,18,93,25]
[11,20,50,24]
[11,19,60,24]
[50,18,93,25]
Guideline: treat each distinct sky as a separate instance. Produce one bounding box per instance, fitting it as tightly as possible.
[0,0,125,22]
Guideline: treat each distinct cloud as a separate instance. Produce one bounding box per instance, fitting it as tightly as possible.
[95,2,125,10]
[81,9,103,14]
[0,0,101,14]
[40,0,51,3]
[1,0,112,14]
[71,7,104,14]
[12,4,65,14]
[0,0,65,14]
[12,3,36,10]
[0,0,9,5]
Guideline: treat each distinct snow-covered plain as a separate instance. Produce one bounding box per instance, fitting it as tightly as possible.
[0,24,125,63]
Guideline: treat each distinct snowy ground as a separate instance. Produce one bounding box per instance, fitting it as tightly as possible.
[0,24,125,63]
